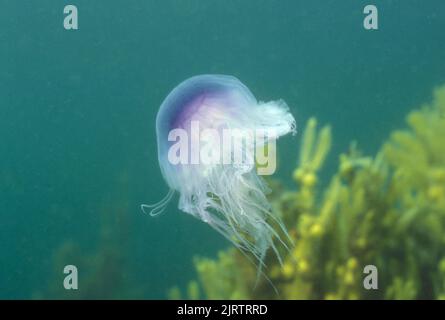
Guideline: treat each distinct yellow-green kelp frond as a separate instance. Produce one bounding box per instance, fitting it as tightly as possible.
[172,84,445,300]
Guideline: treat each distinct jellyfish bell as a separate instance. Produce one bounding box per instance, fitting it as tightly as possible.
[142,74,296,272]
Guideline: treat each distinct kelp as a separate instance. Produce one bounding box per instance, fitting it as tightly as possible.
[171,84,445,300]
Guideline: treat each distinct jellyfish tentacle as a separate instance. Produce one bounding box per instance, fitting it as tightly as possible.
[218,221,279,296]
[141,188,174,217]
[237,188,294,251]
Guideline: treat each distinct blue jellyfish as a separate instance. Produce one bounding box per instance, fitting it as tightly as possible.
[142,74,296,270]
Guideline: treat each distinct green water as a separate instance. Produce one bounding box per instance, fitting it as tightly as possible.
[1,0,444,299]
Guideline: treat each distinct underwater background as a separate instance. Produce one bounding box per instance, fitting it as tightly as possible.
[1,0,445,299]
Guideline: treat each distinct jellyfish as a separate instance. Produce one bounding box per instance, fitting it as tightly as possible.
[142,74,296,271]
